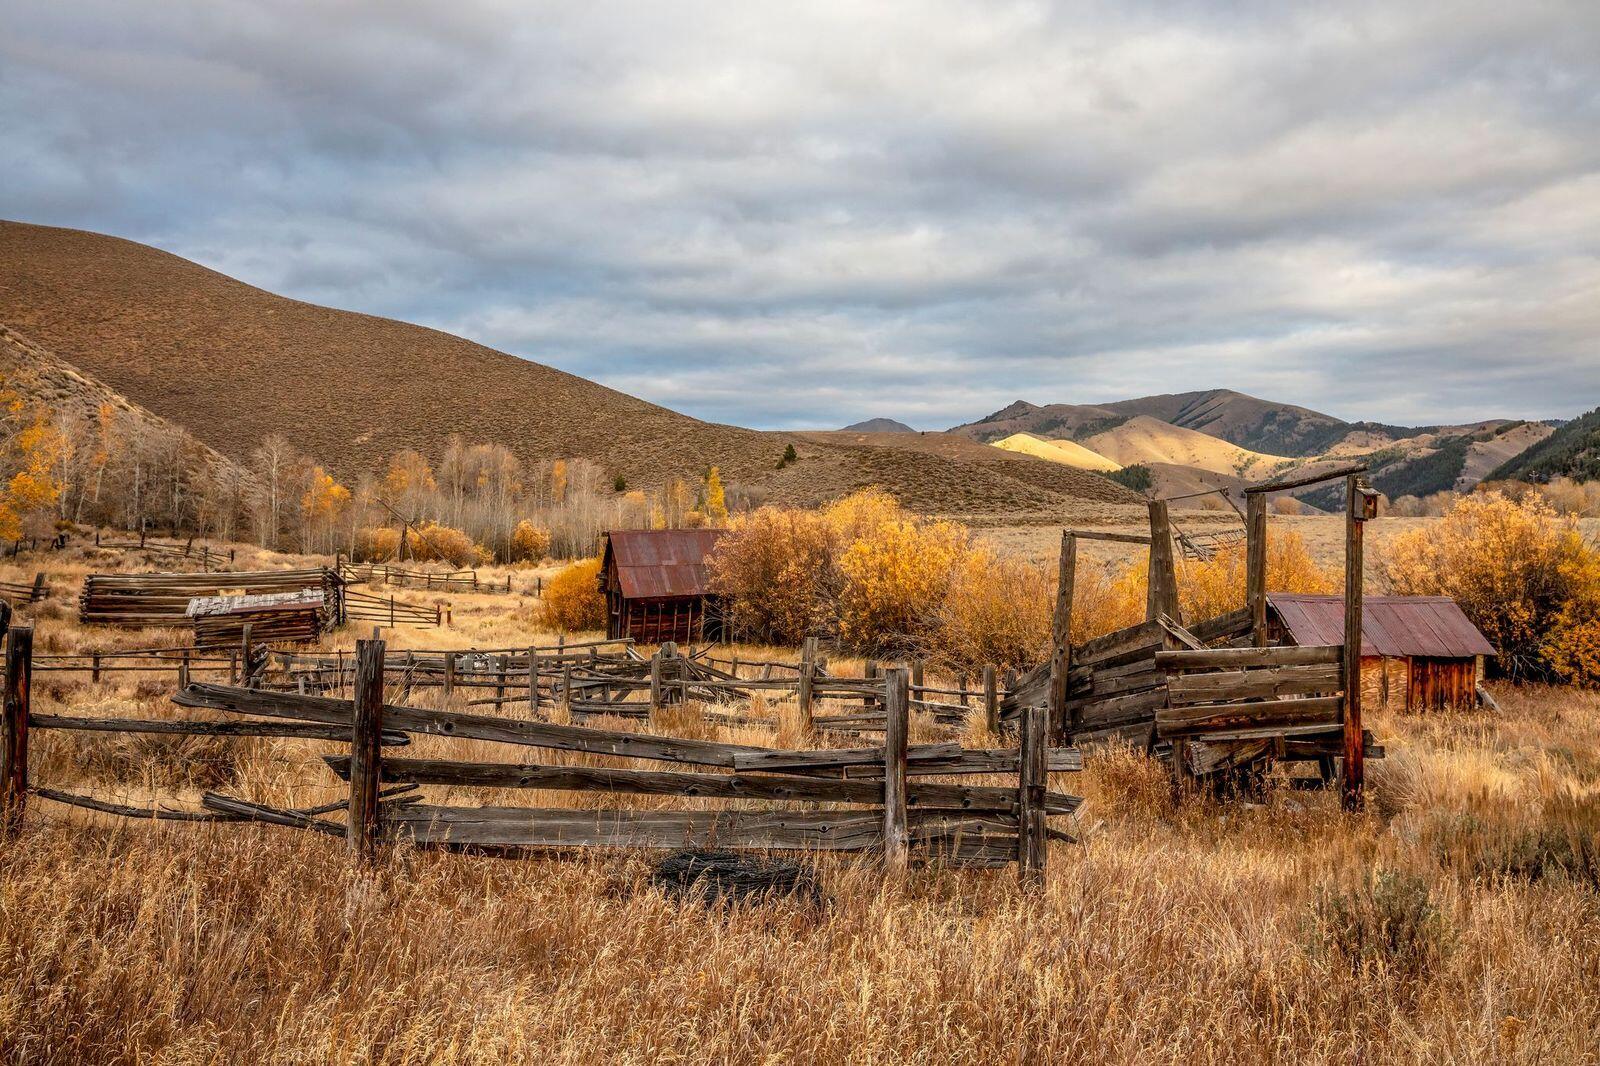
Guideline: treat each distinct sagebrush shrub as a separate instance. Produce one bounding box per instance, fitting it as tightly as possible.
[1309,869,1451,982]
[543,558,606,632]
[1384,491,1600,684]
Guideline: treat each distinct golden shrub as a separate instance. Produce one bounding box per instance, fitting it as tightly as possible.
[836,516,969,654]
[543,558,606,632]
[508,520,552,563]
[1384,491,1600,684]
[933,548,1052,670]
[707,507,838,644]
[354,527,401,561]
[407,522,492,567]
[1070,560,1148,644]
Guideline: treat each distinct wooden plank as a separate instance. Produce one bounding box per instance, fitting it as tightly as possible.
[1187,607,1253,646]
[1156,695,1342,738]
[174,683,773,768]
[1072,620,1161,667]
[1155,645,1342,670]
[323,755,1081,814]
[1243,462,1368,495]
[1049,531,1076,742]
[1166,663,1344,703]
[383,805,1020,861]
[1064,530,1151,545]
[28,714,411,744]
[731,742,962,774]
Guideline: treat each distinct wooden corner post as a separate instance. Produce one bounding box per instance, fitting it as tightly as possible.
[1048,531,1076,745]
[1146,500,1180,625]
[1,626,32,836]
[1246,490,1268,646]
[1341,474,1376,812]
[347,638,386,862]
[882,667,910,869]
[1018,703,1047,884]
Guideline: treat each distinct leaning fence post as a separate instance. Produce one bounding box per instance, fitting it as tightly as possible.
[882,667,910,869]
[347,638,386,863]
[983,664,999,733]
[1018,703,1047,885]
[1,626,32,836]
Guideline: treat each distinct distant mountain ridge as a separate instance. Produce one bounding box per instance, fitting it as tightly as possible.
[1488,407,1600,483]
[958,388,1561,503]
[841,418,915,433]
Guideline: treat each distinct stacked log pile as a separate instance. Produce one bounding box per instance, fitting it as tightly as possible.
[80,568,343,627]
[188,589,330,647]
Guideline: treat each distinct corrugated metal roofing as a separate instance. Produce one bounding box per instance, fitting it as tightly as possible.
[604,529,725,600]
[1269,594,1496,658]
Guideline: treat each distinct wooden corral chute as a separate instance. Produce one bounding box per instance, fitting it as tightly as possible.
[1008,462,1383,808]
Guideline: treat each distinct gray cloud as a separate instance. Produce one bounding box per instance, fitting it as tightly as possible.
[3,0,1598,430]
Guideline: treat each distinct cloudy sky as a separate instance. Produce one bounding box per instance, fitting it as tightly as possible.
[4,1,1598,430]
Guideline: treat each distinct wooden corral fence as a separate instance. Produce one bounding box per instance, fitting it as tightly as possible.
[1005,464,1384,809]
[32,643,260,686]
[342,589,443,628]
[1,630,1080,880]
[264,638,1007,739]
[0,574,48,607]
[339,561,521,596]
[79,568,344,628]
[94,530,235,569]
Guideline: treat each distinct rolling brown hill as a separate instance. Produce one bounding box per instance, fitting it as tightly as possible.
[0,221,1138,518]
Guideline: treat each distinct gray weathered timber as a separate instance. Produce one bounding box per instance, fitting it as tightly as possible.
[321,755,1081,814]
[347,639,385,861]
[882,668,910,867]
[1154,645,1342,670]
[1,627,30,833]
[29,714,411,744]
[1156,695,1343,738]
[1166,663,1343,703]
[382,805,1020,861]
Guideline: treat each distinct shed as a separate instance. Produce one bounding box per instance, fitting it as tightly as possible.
[1267,594,1496,711]
[599,529,726,645]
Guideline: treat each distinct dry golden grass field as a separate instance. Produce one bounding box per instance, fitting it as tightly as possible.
[2,540,1599,1063]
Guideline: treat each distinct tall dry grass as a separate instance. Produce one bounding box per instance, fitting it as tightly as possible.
[5,537,1600,1062]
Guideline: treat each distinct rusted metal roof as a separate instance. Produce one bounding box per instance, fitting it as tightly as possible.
[1268,594,1495,658]
[603,529,725,601]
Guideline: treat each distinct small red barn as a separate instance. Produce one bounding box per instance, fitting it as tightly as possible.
[1268,594,1496,711]
[599,529,726,645]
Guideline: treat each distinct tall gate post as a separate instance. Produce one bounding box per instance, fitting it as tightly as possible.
[1,627,32,836]
[1018,703,1047,884]
[1342,475,1377,812]
[347,638,386,862]
[882,667,910,869]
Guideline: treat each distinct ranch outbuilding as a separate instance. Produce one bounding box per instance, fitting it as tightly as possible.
[1267,593,1496,711]
[598,529,726,645]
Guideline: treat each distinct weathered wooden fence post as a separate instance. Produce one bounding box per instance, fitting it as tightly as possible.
[650,649,663,713]
[240,623,254,688]
[1018,702,1047,884]
[1049,531,1077,744]
[1342,474,1376,813]
[494,654,508,705]
[797,636,817,731]
[882,667,910,869]
[983,664,999,734]
[347,638,385,863]
[1246,491,1268,646]
[442,651,455,701]
[1146,500,1180,625]
[910,660,924,714]
[1,626,31,836]
[527,647,540,714]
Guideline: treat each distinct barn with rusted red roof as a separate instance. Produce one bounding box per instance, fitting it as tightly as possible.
[599,529,726,645]
[1268,594,1496,711]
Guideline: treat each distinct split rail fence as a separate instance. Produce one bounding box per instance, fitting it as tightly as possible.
[0,574,48,607]
[0,629,1080,879]
[339,561,521,596]
[94,531,235,569]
